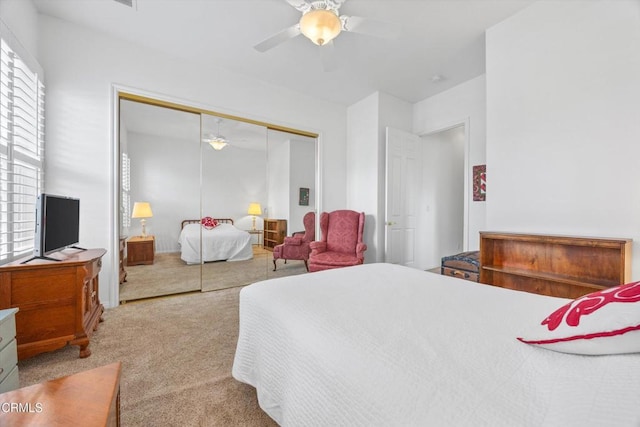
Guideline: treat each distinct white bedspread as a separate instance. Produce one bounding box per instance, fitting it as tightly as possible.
[232,263,640,426]
[178,223,253,264]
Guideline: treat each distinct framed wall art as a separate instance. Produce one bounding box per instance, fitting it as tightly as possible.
[299,187,309,206]
[473,165,486,201]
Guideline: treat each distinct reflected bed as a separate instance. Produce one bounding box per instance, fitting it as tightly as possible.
[178,218,253,264]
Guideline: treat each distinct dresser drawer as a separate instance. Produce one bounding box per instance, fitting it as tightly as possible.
[0,365,19,393]
[0,309,17,352]
[0,338,17,384]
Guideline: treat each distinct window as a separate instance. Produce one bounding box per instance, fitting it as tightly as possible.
[0,24,45,264]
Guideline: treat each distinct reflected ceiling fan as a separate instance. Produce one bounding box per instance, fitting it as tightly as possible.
[254,0,400,53]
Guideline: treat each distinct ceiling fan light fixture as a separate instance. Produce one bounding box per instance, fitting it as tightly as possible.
[208,137,228,151]
[299,9,342,46]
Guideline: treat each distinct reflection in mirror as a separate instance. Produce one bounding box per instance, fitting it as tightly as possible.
[118,96,319,303]
[119,99,202,302]
[265,128,317,279]
[199,114,270,291]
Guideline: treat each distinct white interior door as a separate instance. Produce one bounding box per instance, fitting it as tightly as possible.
[385,127,421,266]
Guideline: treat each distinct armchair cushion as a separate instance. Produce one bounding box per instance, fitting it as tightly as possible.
[309,251,360,267]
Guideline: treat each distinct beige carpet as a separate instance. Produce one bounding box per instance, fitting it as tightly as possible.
[18,286,278,426]
[121,246,308,301]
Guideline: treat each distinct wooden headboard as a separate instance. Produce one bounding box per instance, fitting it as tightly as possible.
[479,232,632,299]
[181,218,234,230]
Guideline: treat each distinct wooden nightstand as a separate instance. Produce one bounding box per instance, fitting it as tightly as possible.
[127,235,155,266]
[246,229,263,246]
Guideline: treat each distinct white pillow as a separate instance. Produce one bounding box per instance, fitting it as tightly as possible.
[517,281,640,355]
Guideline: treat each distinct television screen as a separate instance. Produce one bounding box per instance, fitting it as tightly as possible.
[35,194,80,256]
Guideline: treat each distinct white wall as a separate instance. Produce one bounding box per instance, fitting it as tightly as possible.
[420,126,466,269]
[202,145,267,232]
[347,93,379,262]
[35,14,347,307]
[0,0,38,60]
[127,132,198,252]
[267,138,289,226]
[346,92,412,263]
[289,139,316,234]
[413,75,487,250]
[486,0,640,279]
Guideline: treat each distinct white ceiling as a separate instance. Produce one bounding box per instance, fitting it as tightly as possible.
[33,0,536,106]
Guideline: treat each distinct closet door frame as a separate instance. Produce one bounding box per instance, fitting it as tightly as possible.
[110,85,321,307]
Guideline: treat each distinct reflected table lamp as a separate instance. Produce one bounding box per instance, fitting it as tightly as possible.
[247,203,262,231]
[132,202,153,237]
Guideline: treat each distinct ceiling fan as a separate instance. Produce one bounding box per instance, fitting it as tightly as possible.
[254,0,400,53]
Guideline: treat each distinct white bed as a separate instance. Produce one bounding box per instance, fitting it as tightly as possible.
[178,220,253,264]
[232,263,640,426]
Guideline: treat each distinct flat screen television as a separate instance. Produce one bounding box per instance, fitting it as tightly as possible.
[34,193,80,257]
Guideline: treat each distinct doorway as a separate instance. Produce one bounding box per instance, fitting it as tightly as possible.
[384,123,468,270]
[420,125,466,269]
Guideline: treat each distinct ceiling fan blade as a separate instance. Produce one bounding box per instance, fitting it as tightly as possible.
[254,24,301,52]
[283,0,313,13]
[319,40,339,72]
[341,15,402,39]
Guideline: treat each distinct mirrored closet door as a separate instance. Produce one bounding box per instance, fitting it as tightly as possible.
[199,113,269,291]
[118,96,319,303]
[119,99,202,301]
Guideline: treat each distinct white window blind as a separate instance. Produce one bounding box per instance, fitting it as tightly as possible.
[121,152,131,228]
[0,25,45,264]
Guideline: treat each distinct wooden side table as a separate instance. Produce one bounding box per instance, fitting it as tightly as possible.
[127,235,155,266]
[0,362,122,427]
[246,229,263,246]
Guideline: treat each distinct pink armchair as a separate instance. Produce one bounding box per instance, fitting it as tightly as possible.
[308,210,367,272]
[273,212,315,271]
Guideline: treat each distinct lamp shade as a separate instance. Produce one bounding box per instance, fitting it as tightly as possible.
[299,9,342,46]
[247,203,262,216]
[131,202,153,218]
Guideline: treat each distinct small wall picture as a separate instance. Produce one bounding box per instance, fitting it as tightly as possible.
[473,165,486,201]
[299,187,309,206]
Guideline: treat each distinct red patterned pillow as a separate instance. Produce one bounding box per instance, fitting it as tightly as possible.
[201,216,218,230]
[518,281,640,355]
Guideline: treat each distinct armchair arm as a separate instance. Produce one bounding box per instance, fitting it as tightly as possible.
[309,241,326,256]
[284,236,302,246]
[356,242,368,261]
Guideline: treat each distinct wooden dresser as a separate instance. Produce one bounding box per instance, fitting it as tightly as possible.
[0,362,121,427]
[0,248,106,360]
[479,232,631,299]
[0,307,19,393]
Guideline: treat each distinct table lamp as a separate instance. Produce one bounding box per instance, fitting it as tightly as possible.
[247,203,262,231]
[131,202,153,237]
